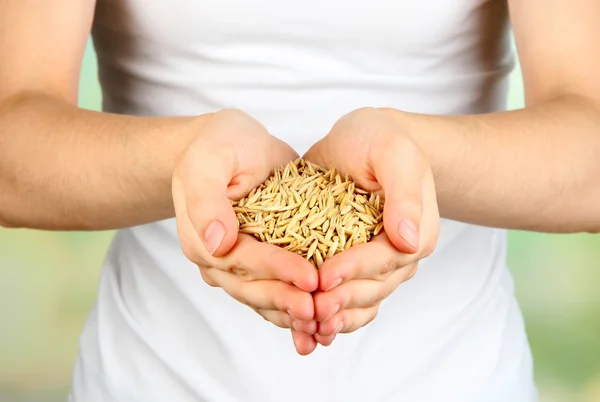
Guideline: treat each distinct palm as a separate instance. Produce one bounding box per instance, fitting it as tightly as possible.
[301,107,440,349]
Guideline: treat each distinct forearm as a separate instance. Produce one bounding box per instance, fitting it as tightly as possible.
[0,92,211,230]
[385,94,600,233]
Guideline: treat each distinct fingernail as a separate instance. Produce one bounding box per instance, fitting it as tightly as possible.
[398,219,419,249]
[292,321,299,331]
[335,322,343,334]
[325,278,343,292]
[324,305,340,322]
[203,220,226,255]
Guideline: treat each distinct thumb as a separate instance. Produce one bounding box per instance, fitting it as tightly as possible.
[189,187,239,258]
[376,145,425,255]
[183,153,240,259]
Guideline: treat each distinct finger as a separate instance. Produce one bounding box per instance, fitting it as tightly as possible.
[204,268,315,321]
[204,234,318,292]
[288,310,318,334]
[321,237,394,287]
[314,266,415,321]
[198,266,219,287]
[291,319,318,335]
[181,110,301,258]
[318,233,408,290]
[173,175,212,266]
[176,111,250,258]
[291,329,318,356]
[371,134,427,254]
[255,309,317,334]
[314,333,336,347]
[255,308,292,329]
[180,150,240,258]
[317,306,379,336]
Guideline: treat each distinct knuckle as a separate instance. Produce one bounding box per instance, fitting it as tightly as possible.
[277,287,297,313]
[256,309,268,321]
[405,266,418,281]
[347,306,380,333]
[256,309,285,328]
[344,289,358,310]
[353,107,378,119]
[216,108,245,119]
[230,267,250,278]
[227,253,256,280]
[230,282,250,306]
[374,284,389,304]
[181,241,204,264]
[321,316,341,335]
[255,309,269,322]
[364,306,380,327]
[221,260,250,278]
[273,320,288,330]
[199,267,219,287]
[218,259,236,274]
[378,258,399,279]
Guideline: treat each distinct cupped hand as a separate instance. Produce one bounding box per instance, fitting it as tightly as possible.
[172,109,319,355]
[304,107,440,346]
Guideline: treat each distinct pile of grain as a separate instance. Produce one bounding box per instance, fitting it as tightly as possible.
[232,159,384,267]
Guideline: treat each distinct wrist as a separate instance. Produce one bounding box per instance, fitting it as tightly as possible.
[143,113,214,178]
[378,107,434,158]
[170,113,216,168]
[378,107,466,185]
[129,113,215,215]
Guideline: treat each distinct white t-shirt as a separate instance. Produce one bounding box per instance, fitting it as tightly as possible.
[70,1,538,401]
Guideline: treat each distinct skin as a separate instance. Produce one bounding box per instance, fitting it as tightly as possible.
[0,0,318,353]
[0,0,202,230]
[1,0,600,357]
[171,109,320,351]
[298,0,600,352]
[303,108,440,349]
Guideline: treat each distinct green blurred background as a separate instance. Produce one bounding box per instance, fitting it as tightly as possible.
[1,40,599,402]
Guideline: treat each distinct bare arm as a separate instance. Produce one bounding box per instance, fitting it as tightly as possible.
[0,0,211,230]
[385,0,600,233]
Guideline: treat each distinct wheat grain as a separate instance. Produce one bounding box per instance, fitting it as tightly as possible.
[232,158,385,267]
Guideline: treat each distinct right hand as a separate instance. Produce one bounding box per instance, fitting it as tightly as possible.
[172,109,319,355]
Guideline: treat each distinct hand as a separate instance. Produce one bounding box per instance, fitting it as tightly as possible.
[172,109,319,355]
[304,107,440,346]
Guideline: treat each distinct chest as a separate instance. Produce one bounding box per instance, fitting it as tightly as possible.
[93,0,510,75]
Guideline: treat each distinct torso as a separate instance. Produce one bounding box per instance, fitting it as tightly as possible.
[70,1,537,401]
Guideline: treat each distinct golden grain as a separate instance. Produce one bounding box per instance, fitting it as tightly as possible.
[232,158,384,267]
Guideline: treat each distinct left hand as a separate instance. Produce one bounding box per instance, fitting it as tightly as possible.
[303,107,440,347]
